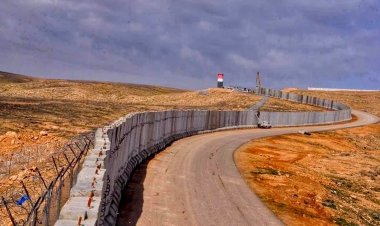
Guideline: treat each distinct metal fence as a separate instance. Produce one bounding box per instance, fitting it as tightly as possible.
[0,143,62,181]
[0,133,94,226]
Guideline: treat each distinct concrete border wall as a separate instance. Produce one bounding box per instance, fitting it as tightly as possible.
[99,110,257,225]
[55,87,352,226]
[255,87,351,125]
[255,87,351,111]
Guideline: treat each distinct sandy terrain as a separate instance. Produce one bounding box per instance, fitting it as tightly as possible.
[0,72,325,167]
[0,72,265,224]
[0,72,264,159]
[0,71,332,224]
[235,91,380,226]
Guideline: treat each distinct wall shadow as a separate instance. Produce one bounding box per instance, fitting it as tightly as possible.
[116,155,153,226]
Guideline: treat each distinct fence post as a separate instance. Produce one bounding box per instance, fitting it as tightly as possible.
[62,153,71,166]
[42,188,52,226]
[2,196,17,226]
[68,145,78,158]
[56,175,63,221]
[21,181,34,209]
[51,157,60,176]
[74,142,82,153]
[36,168,48,189]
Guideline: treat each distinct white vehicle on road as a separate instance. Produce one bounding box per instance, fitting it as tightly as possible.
[258,120,272,129]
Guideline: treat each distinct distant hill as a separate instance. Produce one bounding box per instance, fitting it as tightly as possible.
[0,70,262,138]
[282,87,300,92]
[0,70,184,97]
[0,71,35,83]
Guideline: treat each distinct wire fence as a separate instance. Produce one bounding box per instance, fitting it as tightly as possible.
[0,142,62,180]
[0,132,94,226]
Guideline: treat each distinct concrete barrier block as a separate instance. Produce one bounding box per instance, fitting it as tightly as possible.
[58,196,101,220]
[70,180,104,197]
[74,167,106,181]
[82,158,106,169]
[55,219,97,226]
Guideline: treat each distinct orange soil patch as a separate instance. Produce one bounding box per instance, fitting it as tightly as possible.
[235,124,380,226]
[235,124,380,225]
[235,90,380,226]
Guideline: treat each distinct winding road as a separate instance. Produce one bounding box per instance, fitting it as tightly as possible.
[117,110,379,226]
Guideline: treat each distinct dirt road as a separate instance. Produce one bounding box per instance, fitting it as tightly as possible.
[117,110,379,226]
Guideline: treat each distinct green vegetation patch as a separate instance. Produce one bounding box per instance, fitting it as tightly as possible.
[250,167,285,176]
[322,199,337,209]
[333,217,358,226]
[328,175,363,193]
[369,210,380,221]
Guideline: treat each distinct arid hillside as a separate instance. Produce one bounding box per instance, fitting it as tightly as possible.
[0,71,268,175]
[236,90,380,226]
[293,90,380,116]
[0,71,264,139]
[0,71,338,225]
[0,72,328,146]
[0,71,267,225]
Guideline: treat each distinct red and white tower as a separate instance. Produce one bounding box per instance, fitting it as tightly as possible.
[217,73,224,88]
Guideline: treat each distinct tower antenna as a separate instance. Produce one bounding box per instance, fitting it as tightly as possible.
[256,72,261,88]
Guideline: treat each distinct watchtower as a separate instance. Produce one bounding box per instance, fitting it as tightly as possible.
[217,73,224,88]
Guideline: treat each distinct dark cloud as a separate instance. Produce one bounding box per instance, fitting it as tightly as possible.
[0,0,379,89]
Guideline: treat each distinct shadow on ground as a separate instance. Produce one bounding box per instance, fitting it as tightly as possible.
[116,156,152,226]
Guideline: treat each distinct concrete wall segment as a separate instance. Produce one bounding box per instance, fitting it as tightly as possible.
[55,87,352,226]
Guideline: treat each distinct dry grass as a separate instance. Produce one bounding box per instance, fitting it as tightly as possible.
[292,90,380,116]
[0,72,266,225]
[0,72,265,172]
[261,98,329,112]
[0,71,342,224]
[0,72,264,189]
[235,90,380,226]
[0,73,264,141]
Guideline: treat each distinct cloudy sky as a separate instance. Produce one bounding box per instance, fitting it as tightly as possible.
[0,0,379,89]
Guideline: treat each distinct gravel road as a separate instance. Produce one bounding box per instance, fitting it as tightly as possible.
[117,110,379,226]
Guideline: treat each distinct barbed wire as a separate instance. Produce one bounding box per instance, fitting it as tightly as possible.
[0,132,94,226]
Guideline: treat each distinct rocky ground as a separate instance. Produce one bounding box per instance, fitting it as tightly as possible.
[235,90,380,226]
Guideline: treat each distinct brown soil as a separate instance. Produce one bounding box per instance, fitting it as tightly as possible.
[235,91,380,226]
[0,72,264,225]
[0,73,263,156]
[0,71,344,224]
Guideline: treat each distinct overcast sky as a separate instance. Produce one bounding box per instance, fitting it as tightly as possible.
[0,0,379,89]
